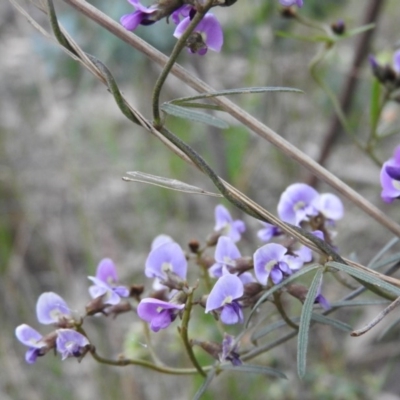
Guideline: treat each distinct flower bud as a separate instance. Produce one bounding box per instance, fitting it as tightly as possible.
[188,239,200,254]
[331,19,345,35]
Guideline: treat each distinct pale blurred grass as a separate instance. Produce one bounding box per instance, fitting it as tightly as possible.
[2,0,400,399]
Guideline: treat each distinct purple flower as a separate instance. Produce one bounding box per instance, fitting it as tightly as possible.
[278,183,319,225]
[294,230,325,263]
[257,222,281,242]
[171,4,195,24]
[381,146,400,203]
[120,0,159,31]
[206,274,244,325]
[137,298,185,332]
[88,258,129,306]
[254,243,302,285]
[280,0,303,7]
[209,236,241,278]
[278,183,343,225]
[36,292,72,325]
[220,333,241,366]
[56,329,90,360]
[393,50,400,74]
[145,242,187,281]
[15,324,52,364]
[213,205,246,243]
[174,13,223,55]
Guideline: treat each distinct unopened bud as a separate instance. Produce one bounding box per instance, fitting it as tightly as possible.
[85,297,107,316]
[331,19,345,35]
[286,283,308,303]
[105,301,133,318]
[188,239,200,254]
[191,339,222,360]
[206,231,221,247]
[281,7,297,18]
[129,284,144,300]
[231,257,253,273]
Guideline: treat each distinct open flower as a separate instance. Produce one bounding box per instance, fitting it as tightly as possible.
[15,324,55,364]
[56,329,90,360]
[253,243,302,285]
[88,258,129,306]
[280,0,303,7]
[380,145,400,203]
[137,298,185,332]
[145,242,187,281]
[174,13,223,55]
[120,0,160,31]
[209,236,241,278]
[213,205,245,243]
[257,222,281,242]
[206,274,244,325]
[36,292,72,326]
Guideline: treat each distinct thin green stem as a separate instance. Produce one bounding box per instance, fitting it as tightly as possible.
[152,1,213,126]
[273,291,299,330]
[180,290,206,376]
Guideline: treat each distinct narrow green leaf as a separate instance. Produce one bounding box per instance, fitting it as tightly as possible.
[370,252,400,271]
[192,369,216,400]
[170,86,303,104]
[331,299,390,308]
[252,317,301,342]
[370,78,382,132]
[161,103,229,129]
[220,364,287,380]
[246,264,321,327]
[297,268,323,379]
[172,102,225,111]
[326,261,400,297]
[123,171,222,197]
[310,313,352,332]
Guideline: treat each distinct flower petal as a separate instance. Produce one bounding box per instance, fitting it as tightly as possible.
[36,292,71,325]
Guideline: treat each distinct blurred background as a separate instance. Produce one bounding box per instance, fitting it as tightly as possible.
[2,0,400,399]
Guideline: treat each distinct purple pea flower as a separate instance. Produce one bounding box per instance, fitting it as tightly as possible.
[120,0,160,31]
[174,13,223,55]
[36,292,72,325]
[15,324,54,364]
[380,146,400,203]
[254,243,303,285]
[171,4,195,24]
[88,258,129,306]
[206,274,244,325]
[278,183,319,225]
[213,205,246,243]
[145,241,187,281]
[209,236,241,278]
[137,298,185,332]
[151,234,174,250]
[257,222,281,242]
[56,329,90,360]
[280,0,303,7]
[294,230,325,263]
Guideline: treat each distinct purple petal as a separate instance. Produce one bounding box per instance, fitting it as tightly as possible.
[282,255,303,272]
[270,267,283,284]
[195,14,223,53]
[280,0,303,6]
[257,222,280,242]
[214,205,233,231]
[88,277,121,305]
[386,165,400,181]
[315,294,331,310]
[312,193,343,220]
[381,160,400,202]
[171,5,193,24]
[173,16,191,40]
[393,50,400,74]
[113,286,130,298]
[253,243,288,285]
[25,348,41,364]
[220,302,243,325]
[205,274,244,313]
[15,324,43,348]
[151,234,174,250]
[120,12,144,31]
[95,258,118,284]
[238,272,255,284]
[214,236,241,265]
[36,292,71,325]
[277,183,319,225]
[145,242,187,280]
[208,263,223,278]
[56,329,89,360]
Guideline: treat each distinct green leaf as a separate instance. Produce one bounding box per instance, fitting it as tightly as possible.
[170,86,303,104]
[326,261,400,298]
[370,251,400,271]
[246,264,321,327]
[370,78,382,132]
[172,102,225,111]
[297,268,323,379]
[161,103,229,129]
[220,364,287,380]
[192,369,216,400]
[123,171,222,197]
[331,299,390,308]
[310,313,352,332]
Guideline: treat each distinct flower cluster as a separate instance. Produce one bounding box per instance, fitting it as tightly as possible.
[120,0,223,55]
